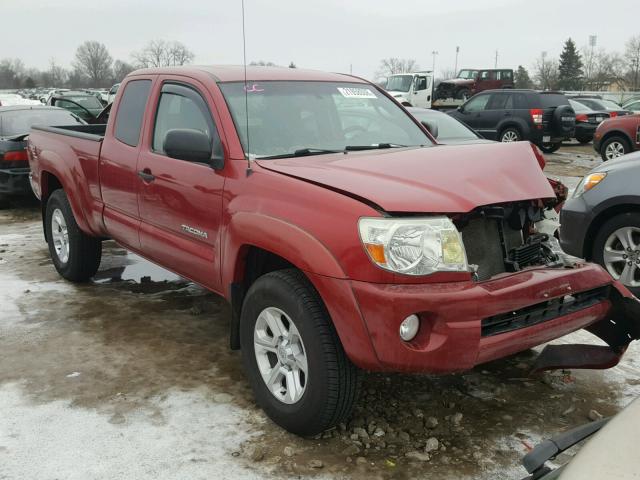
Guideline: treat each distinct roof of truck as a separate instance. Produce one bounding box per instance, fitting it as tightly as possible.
[128,65,367,83]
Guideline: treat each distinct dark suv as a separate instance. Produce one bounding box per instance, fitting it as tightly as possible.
[448,89,575,153]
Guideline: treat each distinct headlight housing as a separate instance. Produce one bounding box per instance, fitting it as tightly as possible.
[573,172,607,197]
[358,216,468,276]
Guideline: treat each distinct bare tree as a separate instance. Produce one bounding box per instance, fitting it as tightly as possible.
[625,36,640,90]
[533,53,559,90]
[435,68,457,86]
[0,58,25,88]
[48,59,68,86]
[112,60,136,82]
[375,58,419,80]
[73,41,113,87]
[250,60,278,66]
[133,40,194,68]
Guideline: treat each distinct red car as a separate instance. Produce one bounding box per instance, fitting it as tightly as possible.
[594,114,640,161]
[27,66,640,436]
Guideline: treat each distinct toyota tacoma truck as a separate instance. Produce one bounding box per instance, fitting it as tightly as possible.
[27,66,640,436]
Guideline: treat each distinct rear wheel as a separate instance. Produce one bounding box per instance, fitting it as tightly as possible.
[240,269,360,436]
[45,189,102,282]
[539,143,561,153]
[601,136,630,161]
[500,127,522,143]
[592,212,640,296]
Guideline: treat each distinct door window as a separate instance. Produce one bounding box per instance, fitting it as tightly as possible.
[486,93,513,110]
[114,80,152,146]
[464,94,490,112]
[415,76,428,91]
[152,83,222,159]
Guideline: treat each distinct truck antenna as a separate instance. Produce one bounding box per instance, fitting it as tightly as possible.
[242,0,252,175]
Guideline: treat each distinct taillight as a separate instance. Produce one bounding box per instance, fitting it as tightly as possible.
[610,112,618,118]
[530,108,543,125]
[575,113,588,122]
[2,150,28,162]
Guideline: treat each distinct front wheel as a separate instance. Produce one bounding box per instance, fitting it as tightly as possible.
[456,88,471,100]
[592,213,640,297]
[539,143,561,153]
[240,269,360,436]
[601,136,630,161]
[45,189,102,282]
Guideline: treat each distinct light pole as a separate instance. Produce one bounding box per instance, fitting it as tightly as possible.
[454,46,460,74]
[494,50,498,69]
[431,50,438,74]
[588,35,597,89]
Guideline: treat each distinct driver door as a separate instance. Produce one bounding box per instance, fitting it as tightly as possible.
[411,76,432,108]
[137,78,226,292]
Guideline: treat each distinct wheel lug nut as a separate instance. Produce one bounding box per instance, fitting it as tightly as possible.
[628,261,633,266]
[623,254,628,259]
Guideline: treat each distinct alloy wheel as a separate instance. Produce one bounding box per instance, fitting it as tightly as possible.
[51,208,69,264]
[501,130,519,142]
[605,141,625,160]
[253,307,308,404]
[603,226,640,288]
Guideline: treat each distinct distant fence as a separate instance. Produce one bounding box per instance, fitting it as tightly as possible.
[564,91,640,105]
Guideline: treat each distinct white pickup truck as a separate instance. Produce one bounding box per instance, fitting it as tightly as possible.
[385,71,462,110]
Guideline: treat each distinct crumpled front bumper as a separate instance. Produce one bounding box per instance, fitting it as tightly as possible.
[339,262,640,373]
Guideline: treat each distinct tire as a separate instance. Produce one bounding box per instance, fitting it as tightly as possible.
[601,136,630,161]
[592,212,640,297]
[240,269,360,436]
[539,143,561,153]
[0,195,9,210]
[499,127,522,143]
[456,88,471,100]
[45,189,102,282]
[576,134,592,144]
[552,104,575,136]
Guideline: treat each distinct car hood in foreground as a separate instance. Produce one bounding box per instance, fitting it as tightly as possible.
[256,142,554,213]
[557,398,639,480]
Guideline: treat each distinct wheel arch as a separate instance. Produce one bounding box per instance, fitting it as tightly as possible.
[600,130,634,151]
[224,212,348,349]
[497,120,529,140]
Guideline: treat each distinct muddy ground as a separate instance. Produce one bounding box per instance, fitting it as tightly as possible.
[1,143,638,480]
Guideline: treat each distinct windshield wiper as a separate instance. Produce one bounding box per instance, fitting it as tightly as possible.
[256,148,343,160]
[344,143,408,151]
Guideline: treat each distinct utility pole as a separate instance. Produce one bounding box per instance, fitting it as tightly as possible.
[431,50,438,74]
[588,35,597,89]
[349,63,352,75]
[494,50,498,68]
[454,46,460,74]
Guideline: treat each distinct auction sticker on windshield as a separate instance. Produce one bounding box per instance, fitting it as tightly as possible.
[337,87,377,99]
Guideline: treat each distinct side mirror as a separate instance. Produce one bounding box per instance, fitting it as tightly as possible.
[163,129,213,164]
[421,120,438,139]
[457,105,464,113]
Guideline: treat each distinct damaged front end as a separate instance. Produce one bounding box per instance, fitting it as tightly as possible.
[453,199,640,373]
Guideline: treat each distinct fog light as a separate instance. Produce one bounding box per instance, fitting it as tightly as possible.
[399,314,420,341]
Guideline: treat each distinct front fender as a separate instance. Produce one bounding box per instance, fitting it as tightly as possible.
[222,212,347,292]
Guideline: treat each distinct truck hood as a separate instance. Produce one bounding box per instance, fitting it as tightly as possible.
[256,142,555,213]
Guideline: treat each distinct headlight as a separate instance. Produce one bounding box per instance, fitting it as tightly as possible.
[573,172,607,197]
[358,217,468,276]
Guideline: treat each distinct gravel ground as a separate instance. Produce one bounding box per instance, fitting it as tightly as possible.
[1,143,638,480]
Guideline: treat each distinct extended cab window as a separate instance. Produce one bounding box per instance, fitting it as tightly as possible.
[114,79,152,147]
[152,83,222,158]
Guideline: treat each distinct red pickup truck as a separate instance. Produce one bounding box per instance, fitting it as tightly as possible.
[27,66,640,436]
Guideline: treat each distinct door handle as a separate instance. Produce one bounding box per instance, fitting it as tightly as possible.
[138,169,155,182]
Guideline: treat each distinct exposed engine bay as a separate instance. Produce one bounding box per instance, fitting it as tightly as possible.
[454,201,567,281]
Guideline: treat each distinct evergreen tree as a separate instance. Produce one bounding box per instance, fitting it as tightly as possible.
[514,65,533,88]
[557,38,584,90]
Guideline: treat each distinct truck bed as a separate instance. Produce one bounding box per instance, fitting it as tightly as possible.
[31,124,106,141]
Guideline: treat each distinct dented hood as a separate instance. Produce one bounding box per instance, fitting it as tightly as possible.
[256,142,555,213]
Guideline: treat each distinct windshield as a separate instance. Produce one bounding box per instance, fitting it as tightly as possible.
[0,109,84,137]
[569,99,591,113]
[600,99,622,110]
[409,109,478,141]
[385,75,413,92]
[219,81,431,158]
[457,70,479,80]
[64,96,103,110]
